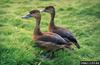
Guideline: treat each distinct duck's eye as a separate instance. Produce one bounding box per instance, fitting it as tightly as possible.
[45,7,50,10]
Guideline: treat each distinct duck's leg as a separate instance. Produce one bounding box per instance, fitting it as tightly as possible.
[39,50,50,59]
[45,48,65,59]
[42,50,55,59]
[49,51,55,59]
[39,50,51,58]
[45,50,52,58]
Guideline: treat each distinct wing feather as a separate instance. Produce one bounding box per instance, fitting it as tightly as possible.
[37,33,67,45]
[52,27,80,48]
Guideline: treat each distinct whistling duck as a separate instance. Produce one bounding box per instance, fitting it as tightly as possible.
[40,6,80,49]
[22,10,71,58]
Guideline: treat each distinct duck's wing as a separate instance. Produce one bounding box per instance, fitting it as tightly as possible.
[35,41,65,51]
[37,32,68,45]
[53,27,80,49]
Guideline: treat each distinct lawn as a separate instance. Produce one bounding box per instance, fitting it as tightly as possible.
[0,0,100,65]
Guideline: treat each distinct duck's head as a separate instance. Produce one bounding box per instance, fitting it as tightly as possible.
[40,6,55,14]
[22,10,41,19]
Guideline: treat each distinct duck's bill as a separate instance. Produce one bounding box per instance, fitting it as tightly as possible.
[22,13,32,19]
[39,9,45,12]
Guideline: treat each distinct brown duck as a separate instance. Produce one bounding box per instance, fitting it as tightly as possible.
[40,6,80,49]
[22,10,71,57]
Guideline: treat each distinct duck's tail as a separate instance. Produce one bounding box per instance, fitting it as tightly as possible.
[72,38,80,49]
[67,37,80,49]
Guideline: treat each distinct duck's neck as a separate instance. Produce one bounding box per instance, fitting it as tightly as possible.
[34,17,42,35]
[49,11,56,28]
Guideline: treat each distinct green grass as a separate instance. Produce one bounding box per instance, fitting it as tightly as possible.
[0,0,100,65]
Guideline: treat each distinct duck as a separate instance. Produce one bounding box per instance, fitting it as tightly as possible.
[40,6,80,49]
[22,10,71,58]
